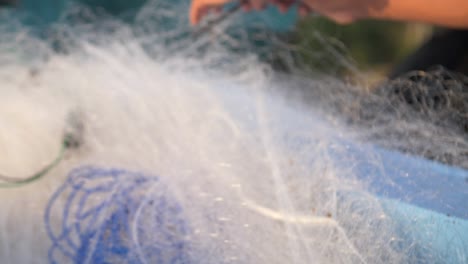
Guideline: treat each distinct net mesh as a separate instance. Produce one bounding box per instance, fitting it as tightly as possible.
[0,2,466,264]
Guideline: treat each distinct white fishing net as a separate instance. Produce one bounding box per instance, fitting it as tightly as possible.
[0,2,466,264]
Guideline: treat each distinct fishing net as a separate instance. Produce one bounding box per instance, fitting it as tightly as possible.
[0,2,466,264]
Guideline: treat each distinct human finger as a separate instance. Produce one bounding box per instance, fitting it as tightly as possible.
[190,0,232,25]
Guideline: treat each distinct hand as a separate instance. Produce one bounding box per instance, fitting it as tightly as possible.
[190,0,266,25]
[190,0,299,25]
[190,0,228,25]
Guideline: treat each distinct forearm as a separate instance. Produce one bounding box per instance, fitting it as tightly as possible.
[370,0,468,28]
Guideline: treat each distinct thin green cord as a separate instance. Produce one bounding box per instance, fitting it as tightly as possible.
[0,111,83,189]
[0,143,68,188]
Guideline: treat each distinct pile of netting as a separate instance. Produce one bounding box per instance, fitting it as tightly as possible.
[369,68,468,168]
[276,66,468,170]
[0,2,466,264]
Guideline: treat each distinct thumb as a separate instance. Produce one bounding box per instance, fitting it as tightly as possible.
[190,0,232,25]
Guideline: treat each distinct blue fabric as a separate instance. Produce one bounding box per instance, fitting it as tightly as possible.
[325,136,468,263]
[347,145,468,262]
[335,142,468,220]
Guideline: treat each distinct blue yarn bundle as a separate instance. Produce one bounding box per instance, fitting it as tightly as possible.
[45,166,191,264]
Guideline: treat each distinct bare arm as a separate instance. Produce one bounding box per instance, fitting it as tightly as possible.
[301,0,468,28]
[369,0,468,28]
[190,0,468,28]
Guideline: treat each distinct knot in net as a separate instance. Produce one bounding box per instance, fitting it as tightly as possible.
[45,166,191,264]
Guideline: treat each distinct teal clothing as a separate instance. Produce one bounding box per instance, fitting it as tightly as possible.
[3,0,298,31]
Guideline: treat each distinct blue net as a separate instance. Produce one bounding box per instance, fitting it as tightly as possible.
[45,166,191,264]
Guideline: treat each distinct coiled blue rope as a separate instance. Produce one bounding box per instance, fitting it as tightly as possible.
[45,166,191,264]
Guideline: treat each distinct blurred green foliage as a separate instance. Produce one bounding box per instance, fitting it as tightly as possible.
[289,17,432,76]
